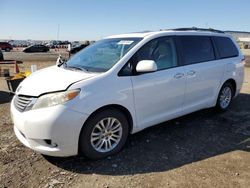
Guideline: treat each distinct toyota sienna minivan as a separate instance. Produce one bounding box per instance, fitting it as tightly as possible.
[11,28,245,159]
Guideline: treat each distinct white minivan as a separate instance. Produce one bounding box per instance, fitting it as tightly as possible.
[11,28,245,159]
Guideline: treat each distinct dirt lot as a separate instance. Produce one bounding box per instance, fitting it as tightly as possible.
[0,51,250,188]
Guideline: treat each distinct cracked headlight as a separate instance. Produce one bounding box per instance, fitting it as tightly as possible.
[32,89,80,110]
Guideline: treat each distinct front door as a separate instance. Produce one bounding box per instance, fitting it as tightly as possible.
[130,36,186,130]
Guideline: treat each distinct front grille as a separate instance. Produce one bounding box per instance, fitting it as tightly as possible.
[14,95,35,112]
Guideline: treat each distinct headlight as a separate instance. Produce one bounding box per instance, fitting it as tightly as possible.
[32,89,80,110]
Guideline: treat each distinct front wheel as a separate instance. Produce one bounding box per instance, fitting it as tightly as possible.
[79,109,129,159]
[216,82,234,111]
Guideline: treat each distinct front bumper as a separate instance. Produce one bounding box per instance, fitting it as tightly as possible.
[11,99,89,157]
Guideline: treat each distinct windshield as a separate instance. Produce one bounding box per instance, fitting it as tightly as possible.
[65,38,142,72]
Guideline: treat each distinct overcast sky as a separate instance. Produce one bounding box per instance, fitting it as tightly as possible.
[0,0,250,41]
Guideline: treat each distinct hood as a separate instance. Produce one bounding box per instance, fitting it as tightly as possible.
[16,65,97,96]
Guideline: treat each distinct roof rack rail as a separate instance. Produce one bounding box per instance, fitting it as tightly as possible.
[168,27,225,33]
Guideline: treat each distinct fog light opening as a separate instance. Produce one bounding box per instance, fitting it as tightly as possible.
[51,143,58,147]
[44,139,51,145]
[44,139,58,147]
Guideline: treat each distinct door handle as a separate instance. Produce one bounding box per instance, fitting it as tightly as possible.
[187,70,196,76]
[174,73,185,79]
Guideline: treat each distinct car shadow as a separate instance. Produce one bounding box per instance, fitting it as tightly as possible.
[0,91,13,104]
[44,93,250,175]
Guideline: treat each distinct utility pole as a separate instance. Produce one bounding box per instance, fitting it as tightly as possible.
[57,24,60,41]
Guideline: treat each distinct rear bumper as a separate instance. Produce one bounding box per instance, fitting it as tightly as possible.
[11,99,89,157]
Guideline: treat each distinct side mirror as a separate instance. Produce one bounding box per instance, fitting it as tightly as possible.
[136,60,157,73]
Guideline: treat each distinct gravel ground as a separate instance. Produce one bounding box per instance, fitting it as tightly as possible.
[0,51,249,188]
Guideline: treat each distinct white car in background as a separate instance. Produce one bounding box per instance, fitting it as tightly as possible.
[11,28,245,159]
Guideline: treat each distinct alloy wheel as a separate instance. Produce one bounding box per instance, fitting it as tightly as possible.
[219,86,232,109]
[90,117,123,153]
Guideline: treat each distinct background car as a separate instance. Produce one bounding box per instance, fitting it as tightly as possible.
[0,42,13,52]
[0,50,3,61]
[23,44,49,53]
[70,43,89,54]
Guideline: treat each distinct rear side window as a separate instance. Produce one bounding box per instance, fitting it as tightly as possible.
[213,36,239,59]
[179,36,215,65]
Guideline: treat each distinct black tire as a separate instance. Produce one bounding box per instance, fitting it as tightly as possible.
[216,82,234,111]
[5,48,10,52]
[79,108,129,160]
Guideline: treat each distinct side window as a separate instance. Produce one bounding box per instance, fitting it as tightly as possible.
[138,37,177,70]
[119,37,177,75]
[179,36,215,65]
[213,36,239,59]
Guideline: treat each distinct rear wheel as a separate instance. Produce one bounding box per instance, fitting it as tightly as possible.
[79,109,129,159]
[5,48,10,52]
[216,82,234,111]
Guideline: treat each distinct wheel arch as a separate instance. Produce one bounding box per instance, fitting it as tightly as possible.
[78,104,134,155]
[88,104,133,132]
[223,78,237,97]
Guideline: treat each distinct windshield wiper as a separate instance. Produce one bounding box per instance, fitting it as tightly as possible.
[67,66,88,72]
